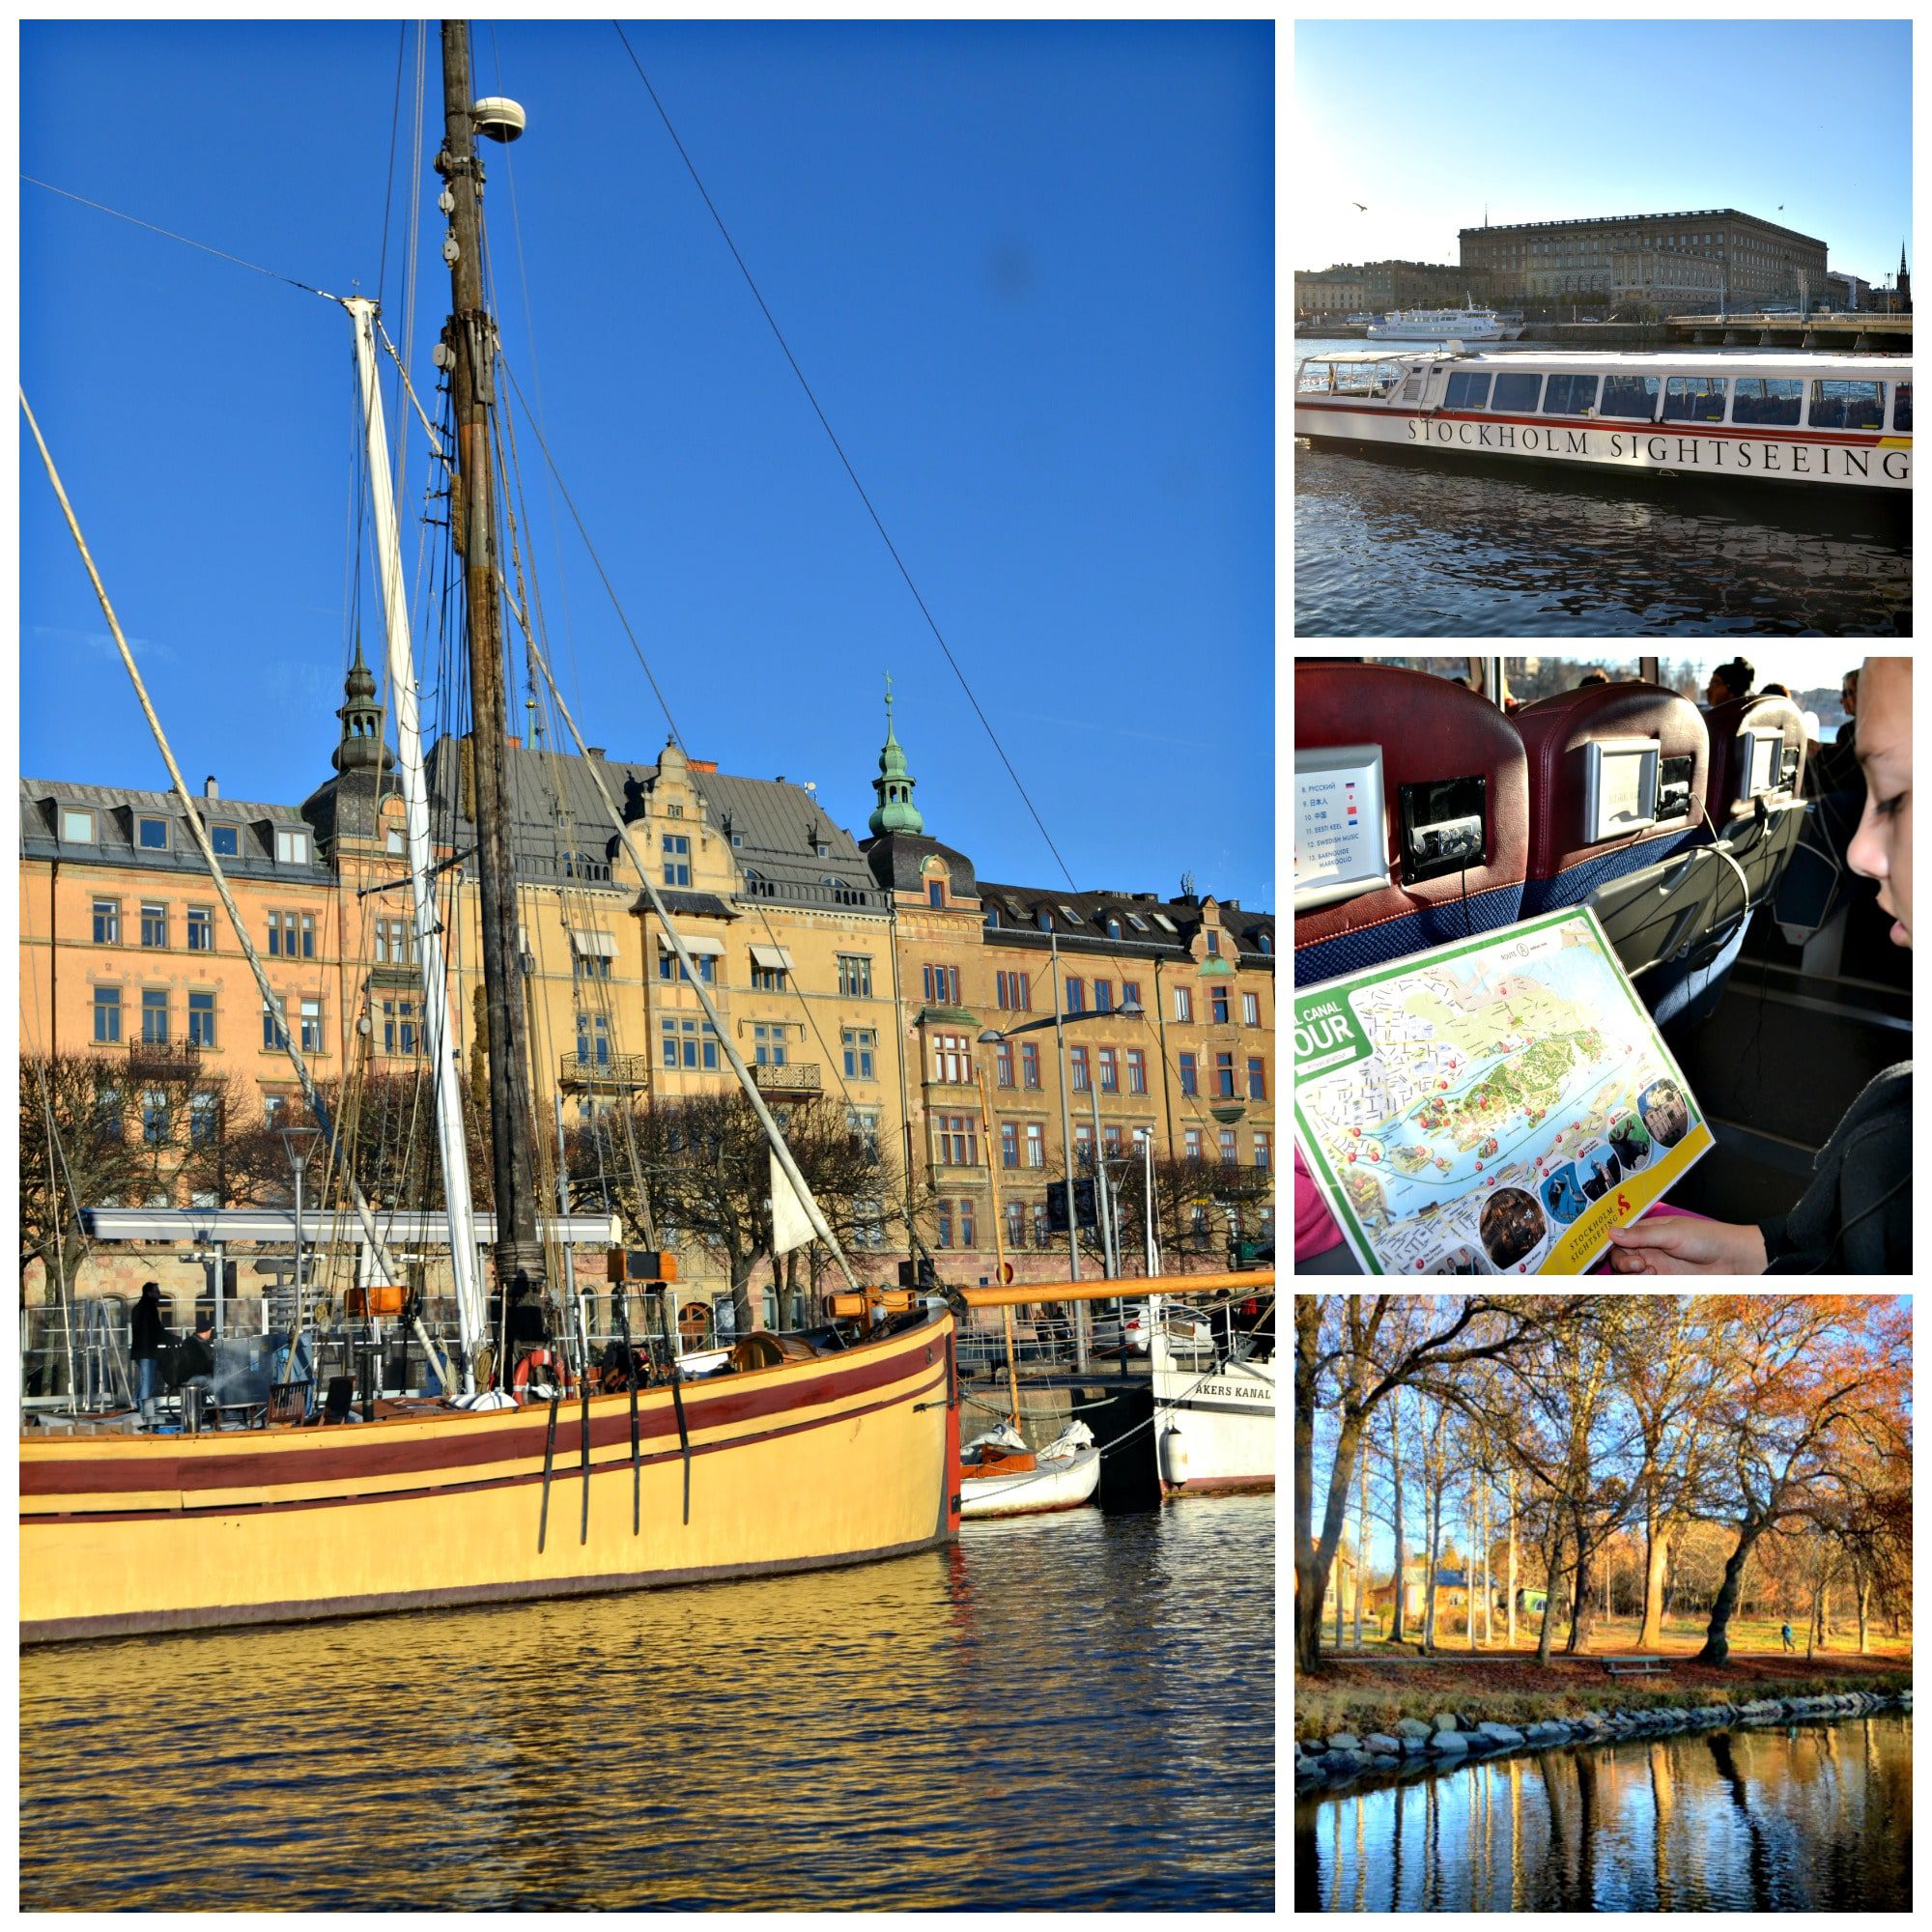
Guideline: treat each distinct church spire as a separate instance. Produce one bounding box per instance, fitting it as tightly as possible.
[867,671,924,837]
[332,636,393,775]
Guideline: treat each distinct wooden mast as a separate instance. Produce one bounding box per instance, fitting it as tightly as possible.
[436,20,547,1307]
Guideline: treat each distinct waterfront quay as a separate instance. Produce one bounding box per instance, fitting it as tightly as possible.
[1295,314,1911,353]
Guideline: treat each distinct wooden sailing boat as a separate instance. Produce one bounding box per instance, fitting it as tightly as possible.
[19,21,958,1643]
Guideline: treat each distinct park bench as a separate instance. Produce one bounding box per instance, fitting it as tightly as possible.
[1603,1656,1672,1677]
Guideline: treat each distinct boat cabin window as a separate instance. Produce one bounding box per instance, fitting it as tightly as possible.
[1662,376,1729,423]
[1597,375,1661,421]
[1442,371,1492,410]
[1809,380,1885,431]
[1297,360,1339,394]
[1323,358,1405,398]
[1729,378,1804,426]
[1541,374,1601,415]
[1491,371,1543,412]
[1889,382,1911,432]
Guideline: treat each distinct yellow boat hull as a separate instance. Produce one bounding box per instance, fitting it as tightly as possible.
[21,1313,958,1642]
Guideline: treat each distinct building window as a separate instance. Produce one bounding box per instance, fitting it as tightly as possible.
[1216,1052,1236,1098]
[188,1092,218,1145]
[996,969,1031,1011]
[186,906,213,952]
[382,999,420,1055]
[1126,1048,1148,1094]
[93,899,121,945]
[1103,1124,1123,1157]
[994,1041,1014,1088]
[275,827,310,866]
[1098,1046,1119,1093]
[927,880,946,908]
[263,998,289,1051]
[1074,1122,1095,1167]
[141,1088,170,1145]
[922,964,961,1007]
[187,991,216,1047]
[211,824,240,857]
[299,999,325,1054]
[563,850,613,883]
[574,951,611,981]
[1033,1202,1051,1248]
[1184,1126,1203,1161]
[930,1032,971,1084]
[1254,1130,1270,1169]
[386,825,406,856]
[958,1199,976,1247]
[662,833,692,888]
[1000,1122,1019,1168]
[93,985,122,1044]
[1211,987,1230,1025]
[140,902,167,949]
[1219,1127,1238,1163]
[752,962,787,993]
[1206,931,1220,956]
[1104,916,1122,940]
[577,1012,611,1067]
[1242,991,1260,1027]
[1179,1053,1198,1096]
[1021,1042,1041,1090]
[1094,979,1113,1013]
[1065,977,1084,1014]
[1248,1056,1267,1100]
[660,1017,717,1070]
[1007,1201,1025,1250]
[1069,1045,1090,1093]
[1025,1122,1045,1169]
[141,988,169,1044]
[61,807,96,843]
[658,948,715,983]
[936,1203,953,1250]
[137,815,169,850]
[935,1114,978,1166]
[753,1023,787,1068]
[841,1028,877,1081]
[300,913,316,959]
[1174,986,1193,1023]
[838,954,873,999]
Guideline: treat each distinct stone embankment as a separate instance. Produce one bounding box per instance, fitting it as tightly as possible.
[1295,1687,1913,1798]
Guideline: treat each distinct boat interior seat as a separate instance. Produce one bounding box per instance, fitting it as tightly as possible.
[1293,662,1530,987]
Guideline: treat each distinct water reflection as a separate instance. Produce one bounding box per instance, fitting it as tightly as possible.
[1294,444,1911,639]
[1295,1715,1911,1911]
[21,1497,1273,1912]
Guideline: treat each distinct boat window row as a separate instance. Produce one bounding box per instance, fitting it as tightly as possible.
[1437,370,1910,433]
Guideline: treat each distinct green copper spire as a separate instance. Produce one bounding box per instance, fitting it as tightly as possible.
[868,671,924,836]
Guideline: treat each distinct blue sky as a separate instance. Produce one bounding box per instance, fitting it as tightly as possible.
[1295,18,1909,292]
[20,19,1273,910]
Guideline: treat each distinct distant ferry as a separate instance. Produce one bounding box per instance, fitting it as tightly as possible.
[1294,347,1912,491]
[1368,304,1522,342]
[1345,312,1380,326]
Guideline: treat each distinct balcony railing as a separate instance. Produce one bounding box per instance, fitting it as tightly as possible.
[751,1061,821,1093]
[558,1053,651,1093]
[128,1037,202,1073]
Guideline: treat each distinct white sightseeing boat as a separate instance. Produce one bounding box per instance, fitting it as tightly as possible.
[1294,347,1913,491]
[1367,304,1520,342]
[1150,1302,1274,1497]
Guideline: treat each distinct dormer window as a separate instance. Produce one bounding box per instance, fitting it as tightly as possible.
[275,826,310,866]
[1037,908,1054,931]
[1151,912,1177,933]
[928,880,946,907]
[137,815,169,850]
[1059,904,1084,925]
[1257,932,1272,955]
[1207,931,1220,955]
[211,825,240,858]
[984,905,1000,928]
[1125,912,1150,932]
[61,806,97,843]
[1104,915,1123,939]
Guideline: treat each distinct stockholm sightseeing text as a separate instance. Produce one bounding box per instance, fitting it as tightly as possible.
[1407,416,1909,480]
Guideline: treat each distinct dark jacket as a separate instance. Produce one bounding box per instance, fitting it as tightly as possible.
[129,1295,168,1360]
[178,1332,216,1380]
[1760,1063,1911,1273]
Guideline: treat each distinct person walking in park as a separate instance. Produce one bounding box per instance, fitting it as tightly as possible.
[1781,1621,1796,1654]
[128,1281,168,1426]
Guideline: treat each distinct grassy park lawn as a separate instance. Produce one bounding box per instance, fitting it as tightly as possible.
[1296,1614,1912,1741]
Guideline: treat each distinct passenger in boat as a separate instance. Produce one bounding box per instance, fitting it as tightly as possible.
[1608,656,1912,1275]
[1577,668,1610,688]
[177,1314,216,1417]
[1704,658,1754,705]
[129,1282,167,1424]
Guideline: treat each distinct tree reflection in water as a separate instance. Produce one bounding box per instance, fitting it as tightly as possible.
[1297,1715,1912,1912]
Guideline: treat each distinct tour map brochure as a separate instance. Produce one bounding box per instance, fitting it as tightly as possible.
[1293,907,1715,1275]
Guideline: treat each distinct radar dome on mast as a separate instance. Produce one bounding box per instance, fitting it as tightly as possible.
[471,96,526,142]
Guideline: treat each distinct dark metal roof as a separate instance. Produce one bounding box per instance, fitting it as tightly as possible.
[974,880,1274,962]
[19,778,331,885]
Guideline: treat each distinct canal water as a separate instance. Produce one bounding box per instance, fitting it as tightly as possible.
[1293,337,1912,639]
[18,1495,1273,1911]
[1294,1712,1912,1912]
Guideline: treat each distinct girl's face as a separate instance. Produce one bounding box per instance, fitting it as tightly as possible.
[1846,657,1912,947]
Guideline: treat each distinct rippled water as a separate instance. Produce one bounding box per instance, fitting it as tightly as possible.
[1293,336,1912,638]
[1294,1713,1911,1912]
[20,1496,1273,1911]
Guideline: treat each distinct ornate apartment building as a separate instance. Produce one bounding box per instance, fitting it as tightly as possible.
[20,665,1274,1312]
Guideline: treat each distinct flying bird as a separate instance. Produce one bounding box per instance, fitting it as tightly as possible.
[1353,202,1368,212]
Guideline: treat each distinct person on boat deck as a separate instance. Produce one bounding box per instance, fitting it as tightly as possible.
[1704,658,1754,705]
[129,1281,167,1423]
[178,1313,217,1422]
[1608,655,1912,1275]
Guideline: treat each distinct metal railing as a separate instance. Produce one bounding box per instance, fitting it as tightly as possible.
[750,1061,821,1093]
[558,1053,651,1092]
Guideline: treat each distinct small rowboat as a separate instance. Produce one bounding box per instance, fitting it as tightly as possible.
[957,1420,1099,1520]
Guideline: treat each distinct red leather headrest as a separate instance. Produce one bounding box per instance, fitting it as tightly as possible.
[1511,682,1712,875]
[1294,663,1527,950]
[1702,693,1806,823]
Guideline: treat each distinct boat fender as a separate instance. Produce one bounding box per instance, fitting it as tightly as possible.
[1159,1423,1189,1489]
